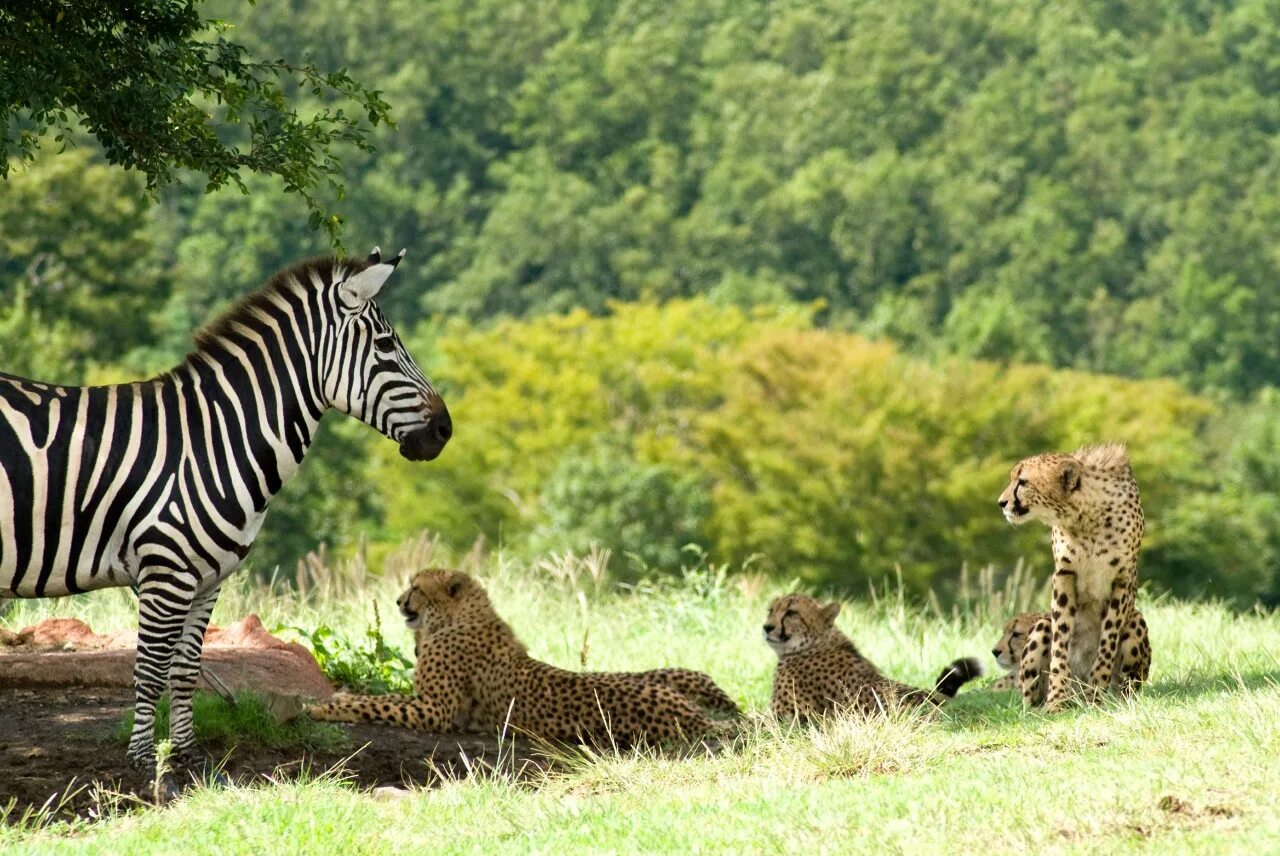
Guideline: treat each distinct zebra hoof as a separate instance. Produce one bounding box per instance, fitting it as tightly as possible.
[202,769,232,789]
[152,772,184,805]
[171,753,231,789]
[126,749,157,777]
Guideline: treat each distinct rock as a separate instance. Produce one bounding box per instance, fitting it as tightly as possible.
[372,786,414,801]
[259,690,306,722]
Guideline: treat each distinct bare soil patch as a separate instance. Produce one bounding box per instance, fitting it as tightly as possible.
[0,686,545,821]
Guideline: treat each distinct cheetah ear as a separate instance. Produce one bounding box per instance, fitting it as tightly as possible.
[821,601,841,623]
[1059,459,1082,492]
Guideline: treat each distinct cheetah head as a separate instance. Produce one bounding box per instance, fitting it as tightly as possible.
[992,612,1042,672]
[762,593,841,657]
[997,452,1081,527]
[396,568,486,633]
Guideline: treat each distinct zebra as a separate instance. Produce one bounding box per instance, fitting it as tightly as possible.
[0,247,452,774]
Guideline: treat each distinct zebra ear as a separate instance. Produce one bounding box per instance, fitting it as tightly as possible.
[339,248,407,304]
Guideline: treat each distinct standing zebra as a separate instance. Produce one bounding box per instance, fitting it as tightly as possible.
[0,248,451,774]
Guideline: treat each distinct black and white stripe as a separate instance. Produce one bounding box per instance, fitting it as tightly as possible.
[0,248,451,770]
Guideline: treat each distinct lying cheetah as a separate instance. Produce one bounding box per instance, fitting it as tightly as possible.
[998,443,1145,710]
[763,593,983,721]
[307,569,739,744]
[990,610,1151,700]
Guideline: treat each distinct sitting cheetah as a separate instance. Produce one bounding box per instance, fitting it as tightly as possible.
[997,443,1145,711]
[307,569,739,744]
[763,593,983,721]
[990,610,1151,700]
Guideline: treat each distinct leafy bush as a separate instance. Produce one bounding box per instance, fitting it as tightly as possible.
[364,300,1265,602]
[368,300,809,550]
[529,437,712,576]
[281,606,413,695]
[690,329,1218,595]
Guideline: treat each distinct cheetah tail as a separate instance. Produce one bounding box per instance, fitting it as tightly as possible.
[932,656,985,699]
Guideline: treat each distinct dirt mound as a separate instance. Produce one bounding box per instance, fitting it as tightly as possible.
[0,617,135,650]
[0,615,334,701]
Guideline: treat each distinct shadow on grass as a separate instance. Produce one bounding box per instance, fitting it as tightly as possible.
[936,668,1280,733]
[1142,670,1280,701]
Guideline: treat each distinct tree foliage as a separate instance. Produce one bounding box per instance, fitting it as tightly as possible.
[8,0,1280,600]
[0,149,169,376]
[128,0,1280,396]
[0,0,391,240]
[360,302,1270,602]
[528,438,712,577]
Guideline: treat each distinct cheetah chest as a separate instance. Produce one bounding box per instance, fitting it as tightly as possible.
[1062,550,1125,680]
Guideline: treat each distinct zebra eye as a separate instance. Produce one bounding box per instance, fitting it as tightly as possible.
[374,335,397,354]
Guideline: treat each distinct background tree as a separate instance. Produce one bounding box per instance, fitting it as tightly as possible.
[9,0,1280,599]
[0,0,390,240]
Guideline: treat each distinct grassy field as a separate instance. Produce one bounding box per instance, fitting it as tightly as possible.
[2,541,1279,854]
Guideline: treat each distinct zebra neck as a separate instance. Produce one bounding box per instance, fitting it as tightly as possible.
[177,337,328,502]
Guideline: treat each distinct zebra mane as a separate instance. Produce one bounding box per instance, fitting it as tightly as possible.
[191,254,372,351]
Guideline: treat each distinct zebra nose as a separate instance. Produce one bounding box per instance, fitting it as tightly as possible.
[432,411,453,443]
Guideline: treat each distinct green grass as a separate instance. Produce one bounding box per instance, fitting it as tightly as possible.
[113,693,349,754]
[3,546,1279,854]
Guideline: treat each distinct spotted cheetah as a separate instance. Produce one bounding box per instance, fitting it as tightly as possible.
[990,610,1151,700]
[997,443,1145,711]
[763,593,983,721]
[306,569,739,744]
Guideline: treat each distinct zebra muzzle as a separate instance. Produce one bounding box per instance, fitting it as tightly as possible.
[399,413,452,462]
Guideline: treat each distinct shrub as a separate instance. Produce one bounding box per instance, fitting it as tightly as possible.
[528,437,712,576]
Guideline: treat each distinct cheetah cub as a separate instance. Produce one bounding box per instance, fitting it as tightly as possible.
[763,593,983,721]
[997,443,1145,710]
[990,611,1150,700]
[307,569,739,745]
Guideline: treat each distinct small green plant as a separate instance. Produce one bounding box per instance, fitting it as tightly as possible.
[281,603,414,695]
[115,693,348,753]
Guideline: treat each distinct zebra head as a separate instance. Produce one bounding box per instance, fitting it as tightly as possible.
[325,247,452,462]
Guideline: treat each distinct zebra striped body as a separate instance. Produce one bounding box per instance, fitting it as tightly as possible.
[0,249,450,772]
[0,375,266,598]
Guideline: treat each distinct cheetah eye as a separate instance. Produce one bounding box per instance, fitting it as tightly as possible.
[1017,479,1027,487]
[783,609,796,618]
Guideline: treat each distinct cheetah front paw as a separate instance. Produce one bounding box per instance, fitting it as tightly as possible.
[1044,691,1072,713]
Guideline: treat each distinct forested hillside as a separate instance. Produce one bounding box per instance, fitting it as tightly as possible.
[5,0,1280,600]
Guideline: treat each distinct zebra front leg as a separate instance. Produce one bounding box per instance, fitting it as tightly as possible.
[166,582,223,768]
[127,574,197,773]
